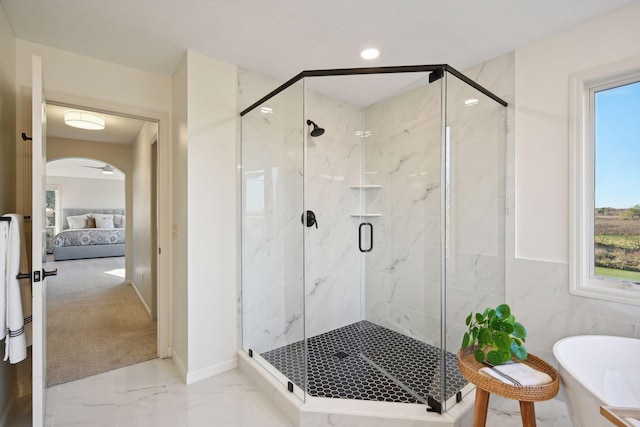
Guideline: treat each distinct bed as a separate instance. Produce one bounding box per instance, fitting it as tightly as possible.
[47,208,126,261]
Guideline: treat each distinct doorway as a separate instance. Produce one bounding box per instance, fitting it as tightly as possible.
[44,104,160,385]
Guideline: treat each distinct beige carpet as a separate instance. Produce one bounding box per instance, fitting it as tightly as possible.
[46,256,157,386]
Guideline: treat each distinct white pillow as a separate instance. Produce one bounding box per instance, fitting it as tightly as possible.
[112,214,125,228]
[67,214,89,229]
[90,213,114,220]
[95,216,115,229]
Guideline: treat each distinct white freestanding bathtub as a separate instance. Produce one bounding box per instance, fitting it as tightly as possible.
[553,335,640,427]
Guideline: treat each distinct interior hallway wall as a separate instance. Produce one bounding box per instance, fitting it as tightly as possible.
[131,121,158,318]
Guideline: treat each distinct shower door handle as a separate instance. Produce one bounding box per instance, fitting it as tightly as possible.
[359,222,373,253]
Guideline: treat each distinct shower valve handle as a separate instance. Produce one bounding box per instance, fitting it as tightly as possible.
[302,210,318,228]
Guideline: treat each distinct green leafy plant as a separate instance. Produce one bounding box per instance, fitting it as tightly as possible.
[460,304,527,365]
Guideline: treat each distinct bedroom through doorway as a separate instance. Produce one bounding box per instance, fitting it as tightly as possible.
[44,104,159,386]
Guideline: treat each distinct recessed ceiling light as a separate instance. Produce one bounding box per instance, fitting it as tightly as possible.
[64,110,105,130]
[360,48,380,60]
[260,107,273,114]
[464,98,479,107]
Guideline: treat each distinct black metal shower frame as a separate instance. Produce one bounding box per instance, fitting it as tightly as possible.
[240,64,507,116]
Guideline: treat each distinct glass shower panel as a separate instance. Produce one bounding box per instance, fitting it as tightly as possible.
[241,81,306,399]
[360,73,446,407]
[302,75,368,400]
[443,72,507,410]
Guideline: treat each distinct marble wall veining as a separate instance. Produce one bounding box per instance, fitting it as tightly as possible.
[239,71,365,353]
[241,77,306,354]
[362,74,444,346]
[361,59,510,355]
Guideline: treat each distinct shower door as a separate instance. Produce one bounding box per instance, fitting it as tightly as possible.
[240,80,307,400]
[302,72,449,409]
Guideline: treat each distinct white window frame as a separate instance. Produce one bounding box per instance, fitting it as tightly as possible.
[570,58,640,305]
[46,184,61,235]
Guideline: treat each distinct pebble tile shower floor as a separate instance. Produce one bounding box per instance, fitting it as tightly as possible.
[261,321,467,404]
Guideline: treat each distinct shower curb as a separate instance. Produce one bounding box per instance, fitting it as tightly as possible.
[238,350,476,427]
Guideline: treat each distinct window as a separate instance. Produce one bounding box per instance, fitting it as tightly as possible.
[46,185,61,241]
[570,63,640,305]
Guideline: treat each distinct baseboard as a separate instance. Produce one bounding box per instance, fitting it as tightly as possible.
[186,357,237,384]
[127,280,152,318]
[172,351,188,382]
[0,395,16,427]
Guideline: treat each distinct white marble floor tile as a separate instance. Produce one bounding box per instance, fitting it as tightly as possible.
[53,385,118,426]
[10,356,572,427]
[29,357,293,427]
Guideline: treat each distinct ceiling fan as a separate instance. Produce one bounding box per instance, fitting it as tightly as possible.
[81,164,115,175]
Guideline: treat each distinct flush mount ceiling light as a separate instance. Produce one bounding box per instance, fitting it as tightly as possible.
[360,48,380,60]
[64,110,106,130]
[464,98,480,107]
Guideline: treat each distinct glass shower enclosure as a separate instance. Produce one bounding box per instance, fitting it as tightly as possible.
[240,65,507,413]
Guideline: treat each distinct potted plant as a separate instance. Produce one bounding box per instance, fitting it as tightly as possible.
[460,303,527,365]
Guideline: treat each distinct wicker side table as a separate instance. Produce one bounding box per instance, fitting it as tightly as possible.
[457,348,560,427]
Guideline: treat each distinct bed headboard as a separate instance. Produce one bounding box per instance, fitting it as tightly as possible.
[62,208,125,230]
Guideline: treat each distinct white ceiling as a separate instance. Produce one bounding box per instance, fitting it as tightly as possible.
[3,1,638,78]
[2,1,639,107]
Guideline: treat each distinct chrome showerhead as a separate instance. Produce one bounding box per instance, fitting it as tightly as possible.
[306,119,325,137]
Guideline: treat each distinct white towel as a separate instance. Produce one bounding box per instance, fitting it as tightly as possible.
[480,362,553,386]
[0,220,9,339]
[2,214,30,364]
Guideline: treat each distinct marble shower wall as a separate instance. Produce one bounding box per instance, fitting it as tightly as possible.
[444,68,509,354]
[362,74,444,346]
[240,78,306,354]
[239,70,365,352]
[304,88,364,338]
[362,55,513,353]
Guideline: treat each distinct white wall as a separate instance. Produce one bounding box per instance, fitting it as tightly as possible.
[510,2,640,363]
[46,175,125,212]
[516,2,640,263]
[131,122,158,318]
[185,51,237,380]
[170,51,238,382]
[171,54,188,373]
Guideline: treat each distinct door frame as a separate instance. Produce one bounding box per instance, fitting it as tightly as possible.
[41,91,172,358]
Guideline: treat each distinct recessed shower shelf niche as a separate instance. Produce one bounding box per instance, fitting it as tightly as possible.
[349,184,382,189]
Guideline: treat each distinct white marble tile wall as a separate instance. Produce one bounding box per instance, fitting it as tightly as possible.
[239,70,365,350]
[463,52,640,364]
[302,87,364,338]
[240,76,306,353]
[362,58,511,354]
[444,59,511,354]
[362,75,445,347]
